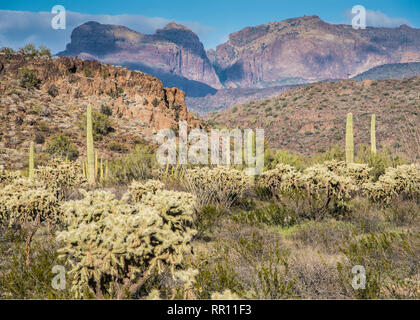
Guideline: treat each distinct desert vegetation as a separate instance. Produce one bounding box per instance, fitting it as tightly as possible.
[0,103,419,300]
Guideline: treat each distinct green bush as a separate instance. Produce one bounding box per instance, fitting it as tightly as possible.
[18,67,39,89]
[108,144,158,184]
[337,232,420,299]
[80,110,114,140]
[0,229,71,299]
[45,134,79,161]
[233,203,298,228]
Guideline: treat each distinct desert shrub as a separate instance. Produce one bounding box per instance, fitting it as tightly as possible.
[47,84,59,97]
[0,229,70,299]
[346,200,389,233]
[264,148,307,171]
[357,145,406,180]
[363,164,420,206]
[122,179,164,203]
[38,46,51,57]
[19,44,37,55]
[45,134,79,161]
[35,158,86,200]
[384,201,420,227]
[100,105,113,116]
[83,68,93,78]
[194,206,225,238]
[108,142,128,153]
[290,219,357,254]
[0,47,15,55]
[35,132,45,144]
[57,190,196,299]
[233,203,298,228]
[232,233,296,299]
[108,144,158,184]
[183,166,250,210]
[80,110,114,140]
[18,67,39,89]
[193,250,245,299]
[337,232,420,299]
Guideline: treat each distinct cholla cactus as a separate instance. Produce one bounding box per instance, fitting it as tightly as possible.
[0,165,21,187]
[140,189,197,231]
[0,178,60,227]
[300,164,354,216]
[323,160,371,186]
[57,189,197,299]
[36,158,87,200]
[363,164,420,205]
[183,166,250,209]
[257,164,302,196]
[0,178,60,264]
[122,179,165,203]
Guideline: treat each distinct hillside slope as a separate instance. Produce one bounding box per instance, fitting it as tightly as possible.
[207,78,420,160]
[0,52,201,169]
[351,62,420,81]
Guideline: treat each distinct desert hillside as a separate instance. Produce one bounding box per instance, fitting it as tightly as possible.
[207,77,420,161]
[0,51,201,169]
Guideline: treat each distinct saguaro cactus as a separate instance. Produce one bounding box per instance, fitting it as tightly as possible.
[86,105,95,186]
[371,114,377,154]
[29,141,35,180]
[345,113,354,163]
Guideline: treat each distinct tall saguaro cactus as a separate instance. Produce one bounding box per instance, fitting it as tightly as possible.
[345,113,354,163]
[371,114,377,154]
[29,141,34,180]
[86,105,95,186]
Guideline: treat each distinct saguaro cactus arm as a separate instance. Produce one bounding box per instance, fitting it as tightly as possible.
[86,105,95,185]
[371,114,377,154]
[345,113,354,163]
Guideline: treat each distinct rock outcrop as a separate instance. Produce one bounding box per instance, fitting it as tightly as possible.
[0,52,202,168]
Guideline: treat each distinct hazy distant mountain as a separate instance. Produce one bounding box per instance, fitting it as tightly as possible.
[208,16,420,88]
[351,62,420,81]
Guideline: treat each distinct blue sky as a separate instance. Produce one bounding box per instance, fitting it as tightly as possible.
[1,0,420,53]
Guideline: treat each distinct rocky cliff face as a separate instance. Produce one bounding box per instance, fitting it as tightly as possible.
[0,52,201,168]
[58,21,222,93]
[209,16,420,88]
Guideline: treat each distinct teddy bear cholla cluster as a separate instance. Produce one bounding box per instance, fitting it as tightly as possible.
[183,166,251,209]
[258,161,419,207]
[57,180,197,299]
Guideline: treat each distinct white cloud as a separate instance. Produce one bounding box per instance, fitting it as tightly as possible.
[0,10,213,54]
[344,9,412,28]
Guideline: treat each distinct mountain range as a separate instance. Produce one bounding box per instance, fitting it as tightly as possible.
[57,16,420,112]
